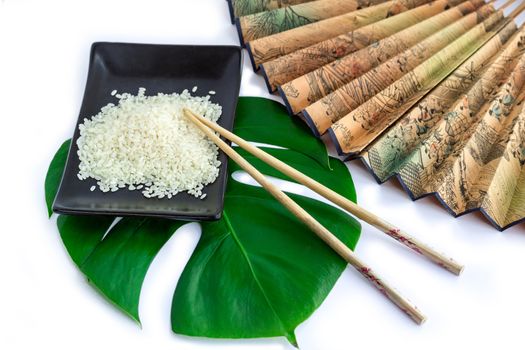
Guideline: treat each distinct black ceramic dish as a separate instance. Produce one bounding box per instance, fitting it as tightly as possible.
[53,42,243,221]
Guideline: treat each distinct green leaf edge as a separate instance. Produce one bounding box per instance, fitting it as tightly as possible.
[45,139,71,217]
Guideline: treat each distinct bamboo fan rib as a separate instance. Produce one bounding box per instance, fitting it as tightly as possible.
[227,0,315,21]
[351,24,520,159]
[362,24,525,182]
[303,4,502,133]
[245,0,432,65]
[328,10,510,153]
[280,0,493,119]
[228,0,525,229]
[238,0,391,44]
[260,0,478,91]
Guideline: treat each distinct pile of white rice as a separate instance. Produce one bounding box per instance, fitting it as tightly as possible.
[76,88,222,199]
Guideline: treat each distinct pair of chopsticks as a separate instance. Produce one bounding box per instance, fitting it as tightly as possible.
[183,108,464,324]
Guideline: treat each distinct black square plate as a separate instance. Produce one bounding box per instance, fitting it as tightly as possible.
[53,42,242,221]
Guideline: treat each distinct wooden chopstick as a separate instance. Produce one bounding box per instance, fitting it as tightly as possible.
[184,108,426,325]
[508,0,525,19]
[184,109,464,275]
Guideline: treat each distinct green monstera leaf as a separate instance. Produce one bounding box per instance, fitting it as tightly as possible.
[233,97,330,168]
[45,97,361,345]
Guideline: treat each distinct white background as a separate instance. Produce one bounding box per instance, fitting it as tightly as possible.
[1,0,524,349]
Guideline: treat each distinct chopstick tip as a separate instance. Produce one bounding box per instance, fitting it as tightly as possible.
[445,260,465,276]
[455,264,465,276]
[418,315,428,326]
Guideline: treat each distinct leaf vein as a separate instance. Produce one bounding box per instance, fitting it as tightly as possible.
[223,210,291,337]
